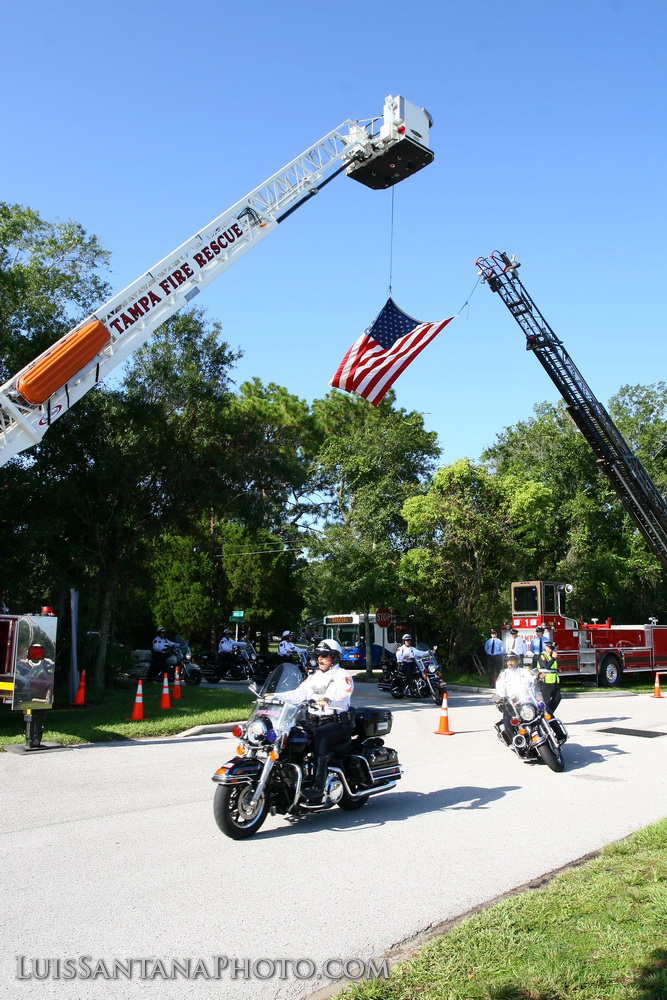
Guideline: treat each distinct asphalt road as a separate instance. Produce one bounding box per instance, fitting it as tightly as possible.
[2,687,667,1000]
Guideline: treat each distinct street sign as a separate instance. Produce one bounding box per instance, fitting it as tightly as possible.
[375,608,393,628]
[229,611,245,623]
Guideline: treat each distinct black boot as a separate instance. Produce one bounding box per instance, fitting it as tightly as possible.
[302,757,328,802]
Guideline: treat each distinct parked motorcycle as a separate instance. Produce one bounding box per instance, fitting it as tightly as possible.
[211,661,402,839]
[173,636,202,686]
[199,642,256,683]
[147,637,202,685]
[250,646,314,683]
[495,674,567,772]
[383,647,445,704]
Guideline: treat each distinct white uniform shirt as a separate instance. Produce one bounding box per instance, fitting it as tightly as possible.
[495,666,535,703]
[278,639,298,657]
[218,637,244,654]
[152,636,178,653]
[278,665,353,718]
[396,644,430,664]
[505,634,527,656]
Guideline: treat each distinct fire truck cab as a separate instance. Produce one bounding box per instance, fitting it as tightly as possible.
[0,611,58,710]
[507,580,667,687]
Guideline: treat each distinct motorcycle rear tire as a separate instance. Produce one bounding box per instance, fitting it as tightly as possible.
[213,784,269,839]
[536,741,565,772]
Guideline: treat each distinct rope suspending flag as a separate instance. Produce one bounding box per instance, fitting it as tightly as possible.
[330,298,453,405]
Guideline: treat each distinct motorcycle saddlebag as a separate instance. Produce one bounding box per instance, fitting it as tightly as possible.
[353,708,393,738]
[362,745,399,769]
[361,744,401,783]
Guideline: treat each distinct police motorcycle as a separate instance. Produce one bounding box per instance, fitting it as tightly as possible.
[387,647,445,704]
[250,644,314,684]
[211,660,402,840]
[148,635,201,685]
[494,671,567,772]
[199,641,256,683]
[173,636,203,686]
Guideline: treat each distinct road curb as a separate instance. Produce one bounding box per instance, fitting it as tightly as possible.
[177,722,238,737]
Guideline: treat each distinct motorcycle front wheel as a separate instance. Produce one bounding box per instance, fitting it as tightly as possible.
[213,784,269,839]
[536,740,565,772]
[185,672,202,686]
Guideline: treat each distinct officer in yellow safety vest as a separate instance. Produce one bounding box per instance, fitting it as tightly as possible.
[533,641,561,714]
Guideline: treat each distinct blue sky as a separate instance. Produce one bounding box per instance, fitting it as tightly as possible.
[2,0,665,463]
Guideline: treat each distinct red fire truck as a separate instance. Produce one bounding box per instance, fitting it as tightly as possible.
[506,580,667,687]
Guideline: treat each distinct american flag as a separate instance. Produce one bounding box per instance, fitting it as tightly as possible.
[329,298,453,405]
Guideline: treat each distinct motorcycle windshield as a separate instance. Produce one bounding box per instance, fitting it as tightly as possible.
[260,661,303,696]
[506,672,540,708]
[173,635,190,656]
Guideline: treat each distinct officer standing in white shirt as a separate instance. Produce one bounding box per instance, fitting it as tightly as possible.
[505,628,527,666]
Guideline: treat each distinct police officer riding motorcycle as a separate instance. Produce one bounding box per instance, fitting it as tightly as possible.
[272,639,353,801]
[211,639,402,838]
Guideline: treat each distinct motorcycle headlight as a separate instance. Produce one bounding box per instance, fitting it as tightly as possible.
[247,720,269,745]
[519,704,537,722]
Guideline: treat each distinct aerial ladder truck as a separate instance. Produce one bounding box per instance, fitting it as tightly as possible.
[0,96,434,739]
[0,95,434,468]
[477,250,667,685]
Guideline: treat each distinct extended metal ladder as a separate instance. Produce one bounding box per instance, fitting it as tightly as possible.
[476,250,667,570]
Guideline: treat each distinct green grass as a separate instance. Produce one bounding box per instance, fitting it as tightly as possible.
[338,819,667,1000]
[0,681,254,745]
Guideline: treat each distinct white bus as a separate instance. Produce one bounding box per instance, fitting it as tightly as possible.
[321,614,399,668]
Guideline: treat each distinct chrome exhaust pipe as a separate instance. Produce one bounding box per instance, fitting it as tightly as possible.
[330,767,399,799]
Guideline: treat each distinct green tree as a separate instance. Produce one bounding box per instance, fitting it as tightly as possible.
[483,393,667,624]
[400,459,515,668]
[0,203,111,380]
[305,390,440,673]
[223,380,321,530]
[0,203,112,629]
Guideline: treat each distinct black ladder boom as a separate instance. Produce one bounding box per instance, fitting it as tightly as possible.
[476,250,667,571]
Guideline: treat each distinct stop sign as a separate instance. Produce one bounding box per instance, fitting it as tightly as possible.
[375,608,393,628]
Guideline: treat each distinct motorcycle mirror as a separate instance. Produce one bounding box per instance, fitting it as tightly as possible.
[432,645,437,651]
[248,682,260,696]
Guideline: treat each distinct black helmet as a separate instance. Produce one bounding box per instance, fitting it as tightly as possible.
[315,639,342,665]
[223,629,232,636]
[157,627,167,636]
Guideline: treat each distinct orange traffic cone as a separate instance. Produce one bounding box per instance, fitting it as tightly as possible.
[127,679,144,721]
[160,673,171,710]
[172,666,182,700]
[653,674,663,699]
[434,689,455,736]
[72,669,86,706]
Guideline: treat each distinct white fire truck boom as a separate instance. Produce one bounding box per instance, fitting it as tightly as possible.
[476,251,667,572]
[0,95,434,467]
